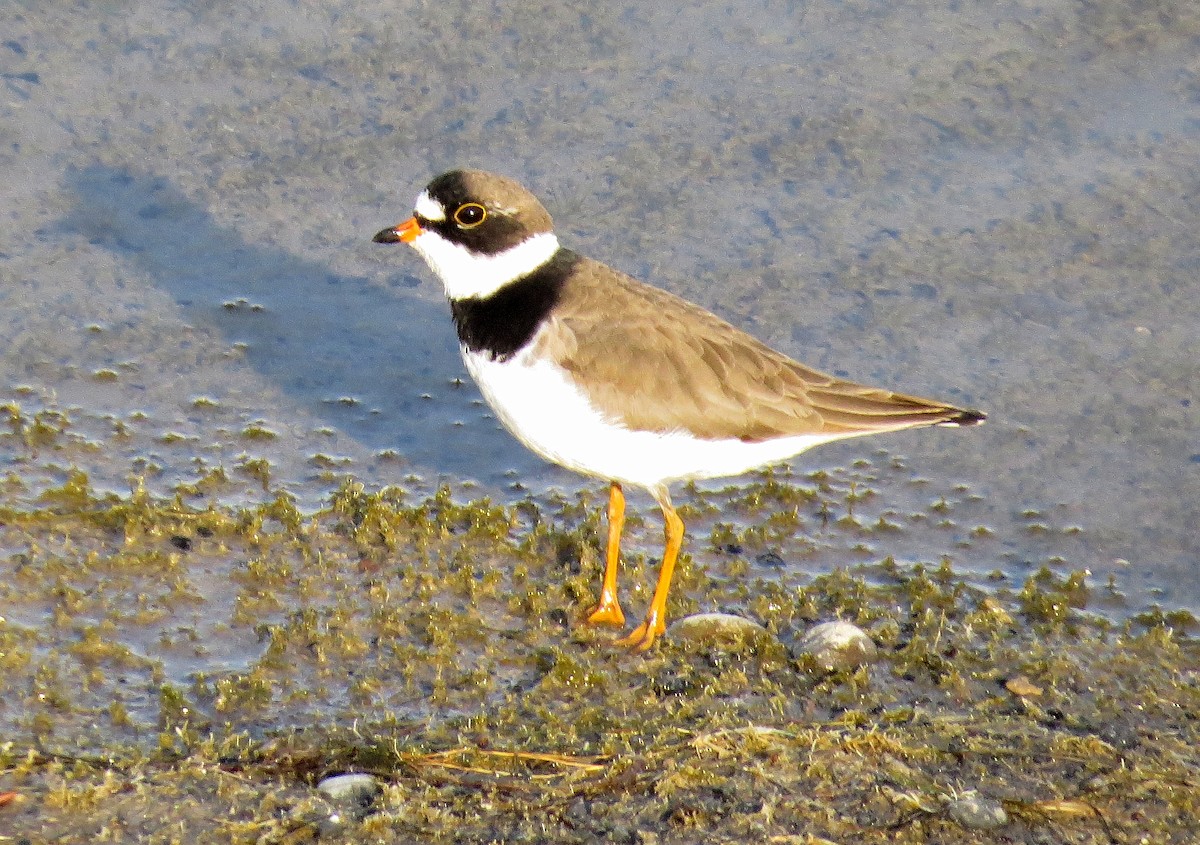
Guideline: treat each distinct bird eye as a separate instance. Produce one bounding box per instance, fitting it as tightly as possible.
[453,203,487,228]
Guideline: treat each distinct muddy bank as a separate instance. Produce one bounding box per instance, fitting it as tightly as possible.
[2,478,1196,843]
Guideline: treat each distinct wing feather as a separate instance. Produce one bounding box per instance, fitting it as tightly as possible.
[536,255,982,442]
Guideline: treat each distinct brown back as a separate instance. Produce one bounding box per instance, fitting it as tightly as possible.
[533,253,979,442]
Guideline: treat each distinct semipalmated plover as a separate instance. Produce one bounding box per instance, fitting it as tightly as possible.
[374,170,985,650]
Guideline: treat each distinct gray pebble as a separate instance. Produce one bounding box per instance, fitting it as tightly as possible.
[317,772,382,805]
[946,793,1008,829]
[795,621,877,670]
[668,612,773,650]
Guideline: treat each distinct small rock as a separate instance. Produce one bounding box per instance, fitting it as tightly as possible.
[946,793,1008,829]
[317,772,382,805]
[668,612,773,650]
[795,621,877,671]
[1005,675,1043,697]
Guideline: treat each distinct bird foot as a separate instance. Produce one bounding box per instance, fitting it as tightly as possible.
[614,616,666,652]
[583,598,625,627]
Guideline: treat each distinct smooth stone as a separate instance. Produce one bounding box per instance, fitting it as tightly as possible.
[795,621,878,670]
[946,793,1008,829]
[668,612,773,649]
[317,772,382,804]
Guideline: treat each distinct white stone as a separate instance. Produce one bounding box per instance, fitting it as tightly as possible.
[795,621,877,671]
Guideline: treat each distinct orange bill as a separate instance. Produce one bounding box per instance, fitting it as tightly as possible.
[372,217,423,244]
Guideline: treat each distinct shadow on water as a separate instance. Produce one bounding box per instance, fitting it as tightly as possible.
[58,164,556,490]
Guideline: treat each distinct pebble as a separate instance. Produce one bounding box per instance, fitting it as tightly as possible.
[317,772,382,805]
[794,621,877,671]
[1005,675,1043,697]
[668,612,774,650]
[946,793,1008,829]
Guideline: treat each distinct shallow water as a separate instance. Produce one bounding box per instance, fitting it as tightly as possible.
[2,0,1197,618]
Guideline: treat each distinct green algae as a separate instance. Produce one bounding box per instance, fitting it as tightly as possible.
[0,475,1196,843]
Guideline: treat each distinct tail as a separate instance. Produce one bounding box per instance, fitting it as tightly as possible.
[940,407,987,427]
[806,383,987,436]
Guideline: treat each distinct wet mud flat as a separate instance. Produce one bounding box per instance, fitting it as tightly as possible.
[1,471,1196,844]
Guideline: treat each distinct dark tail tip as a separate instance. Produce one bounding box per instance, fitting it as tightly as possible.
[946,407,987,426]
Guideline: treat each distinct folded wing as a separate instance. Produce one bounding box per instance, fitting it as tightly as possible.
[541,256,984,442]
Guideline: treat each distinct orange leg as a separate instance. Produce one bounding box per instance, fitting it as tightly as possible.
[617,485,684,652]
[584,482,626,626]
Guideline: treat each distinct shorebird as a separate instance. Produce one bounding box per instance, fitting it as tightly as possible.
[374,170,985,650]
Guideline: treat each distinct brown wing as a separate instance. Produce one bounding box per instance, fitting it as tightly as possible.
[537,255,984,442]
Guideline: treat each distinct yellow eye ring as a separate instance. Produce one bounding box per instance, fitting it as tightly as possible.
[453,202,487,228]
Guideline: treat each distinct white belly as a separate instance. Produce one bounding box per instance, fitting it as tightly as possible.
[462,346,832,490]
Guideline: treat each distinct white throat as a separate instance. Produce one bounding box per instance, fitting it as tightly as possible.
[410,229,561,301]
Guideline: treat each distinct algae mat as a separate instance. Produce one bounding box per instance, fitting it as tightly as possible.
[1,477,1196,843]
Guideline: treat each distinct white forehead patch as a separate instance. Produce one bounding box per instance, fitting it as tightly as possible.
[413,190,446,222]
